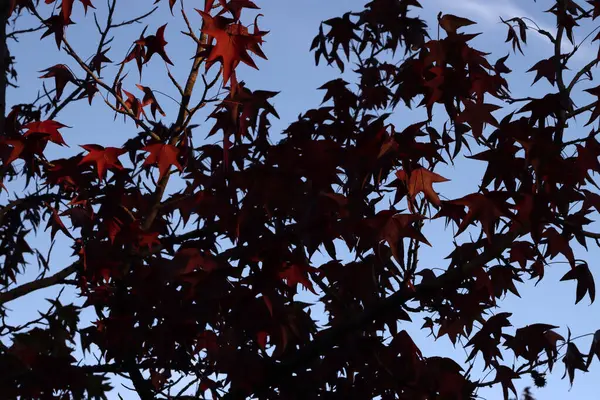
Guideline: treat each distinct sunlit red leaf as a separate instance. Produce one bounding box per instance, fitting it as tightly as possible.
[78,144,126,180]
[141,143,183,180]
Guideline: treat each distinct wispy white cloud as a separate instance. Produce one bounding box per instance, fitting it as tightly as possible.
[432,0,596,63]
[441,0,528,24]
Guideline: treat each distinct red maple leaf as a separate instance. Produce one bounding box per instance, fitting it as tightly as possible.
[590,0,600,19]
[141,143,183,180]
[9,0,35,16]
[44,203,74,240]
[175,247,219,275]
[448,193,507,241]
[154,0,177,14]
[509,241,536,269]
[76,81,99,105]
[368,211,431,264]
[22,120,69,146]
[430,192,465,219]
[561,263,596,304]
[40,14,73,48]
[45,155,87,189]
[396,168,449,212]
[126,221,160,250]
[54,0,95,23]
[438,13,476,35]
[583,84,600,125]
[455,100,500,139]
[279,263,318,294]
[39,64,75,100]
[586,329,600,369]
[494,365,519,400]
[527,56,558,86]
[1,136,47,165]
[563,341,588,385]
[121,90,146,124]
[90,48,112,75]
[135,84,166,119]
[466,312,512,369]
[322,12,361,60]
[197,9,267,85]
[543,227,575,268]
[217,0,259,21]
[136,24,173,65]
[122,29,147,76]
[78,144,126,180]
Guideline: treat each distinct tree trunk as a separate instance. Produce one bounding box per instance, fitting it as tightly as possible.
[0,0,9,134]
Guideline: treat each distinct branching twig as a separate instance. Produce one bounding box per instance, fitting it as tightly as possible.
[0,263,78,306]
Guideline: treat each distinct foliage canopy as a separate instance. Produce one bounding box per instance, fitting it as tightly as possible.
[1,0,600,399]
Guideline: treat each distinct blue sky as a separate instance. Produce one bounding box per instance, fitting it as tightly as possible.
[3,0,600,398]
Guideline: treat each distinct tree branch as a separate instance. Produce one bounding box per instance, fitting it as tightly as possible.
[0,263,78,306]
[0,0,9,134]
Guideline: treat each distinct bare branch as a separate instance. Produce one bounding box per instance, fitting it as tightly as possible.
[0,263,78,306]
[567,57,599,93]
[110,6,158,28]
[6,24,44,40]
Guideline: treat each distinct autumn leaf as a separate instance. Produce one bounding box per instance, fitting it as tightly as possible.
[466,313,512,369]
[122,29,148,76]
[586,329,600,369]
[136,24,173,65]
[217,0,259,20]
[563,341,588,385]
[455,101,500,139]
[1,136,47,165]
[40,14,73,48]
[396,168,449,212]
[367,211,431,264]
[438,13,476,34]
[154,0,177,14]
[39,64,75,100]
[583,84,600,126]
[591,0,600,20]
[175,247,218,275]
[433,201,467,228]
[528,56,558,86]
[256,330,268,350]
[448,193,507,241]
[76,81,99,105]
[322,12,361,60]
[141,143,183,180]
[57,0,95,23]
[494,365,519,400]
[90,48,112,75]
[44,203,74,240]
[78,144,126,180]
[22,120,69,146]
[279,263,318,294]
[509,241,536,269]
[494,54,512,74]
[560,263,596,304]
[543,227,575,268]
[197,9,267,85]
[121,90,146,123]
[9,0,35,16]
[136,84,166,119]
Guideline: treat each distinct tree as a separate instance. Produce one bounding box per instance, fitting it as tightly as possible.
[1,0,600,398]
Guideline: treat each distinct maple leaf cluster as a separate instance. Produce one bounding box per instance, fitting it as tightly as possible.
[2,0,600,399]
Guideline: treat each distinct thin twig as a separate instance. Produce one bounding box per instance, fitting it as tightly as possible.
[110,6,158,28]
